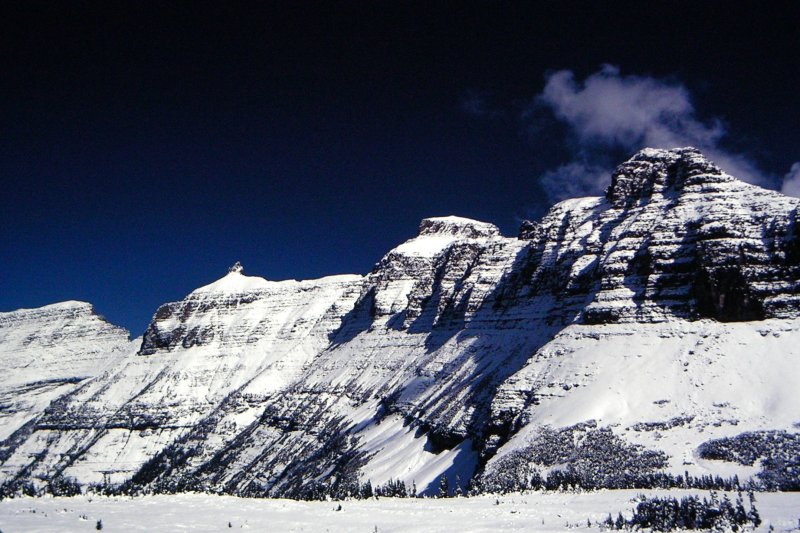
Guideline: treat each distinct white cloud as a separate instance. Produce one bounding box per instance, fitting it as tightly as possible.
[534,65,773,203]
[781,162,800,197]
[539,65,722,149]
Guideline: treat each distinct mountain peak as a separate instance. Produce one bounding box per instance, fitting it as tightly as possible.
[192,263,271,295]
[606,147,728,207]
[417,216,500,239]
[5,147,800,499]
[385,216,501,259]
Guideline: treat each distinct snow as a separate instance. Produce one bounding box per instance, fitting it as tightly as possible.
[356,414,478,494]
[419,216,499,235]
[392,235,466,257]
[0,300,90,314]
[0,272,365,486]
[191,270,276,294]
[550,196,604,212]
[1,491,798,532]
[488,318,800,479]
[0,301,133,441]
[392,216,501,257]
[191,269,362,295]
[424,215,487,224]
[3,148,800,498]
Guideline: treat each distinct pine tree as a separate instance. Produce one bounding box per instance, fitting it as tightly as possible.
[748,500,762,527]
[361,480,374,499]
[438,474,449,498]
[734,493,748,525]
[454,475,463,497]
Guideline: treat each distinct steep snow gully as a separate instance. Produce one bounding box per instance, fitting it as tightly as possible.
[2,148,799,497]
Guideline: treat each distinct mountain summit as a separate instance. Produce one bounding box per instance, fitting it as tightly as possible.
[2,148,799,497]
[417,216,501,239]
[605,147,726,206]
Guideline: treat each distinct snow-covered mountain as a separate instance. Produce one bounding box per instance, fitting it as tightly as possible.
[0,302,133,442]
[2,148,799,496]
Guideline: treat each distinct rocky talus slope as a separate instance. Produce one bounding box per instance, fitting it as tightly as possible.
[2,148,799,496]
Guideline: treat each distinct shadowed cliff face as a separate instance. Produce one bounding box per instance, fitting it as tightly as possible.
[2,148,800,497]
[515,147,800,324]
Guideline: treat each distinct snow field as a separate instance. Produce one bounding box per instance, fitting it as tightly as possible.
[1,490,799,532]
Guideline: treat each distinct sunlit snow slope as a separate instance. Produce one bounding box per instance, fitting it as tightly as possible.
[2,148,799,496]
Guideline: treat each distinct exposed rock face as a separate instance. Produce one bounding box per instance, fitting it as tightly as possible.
[518,147,800,324]
[2,148,800,496]
[417,216,501,239]
[605,147,726,207]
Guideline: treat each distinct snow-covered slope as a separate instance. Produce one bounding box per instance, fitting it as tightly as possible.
[0,267,363,486]
[3,490,799,532]
[2,148,799,497]
[0,302,132,445]
[482,319,800,491]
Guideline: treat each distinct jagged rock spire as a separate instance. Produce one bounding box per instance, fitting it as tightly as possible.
[228,261,244,274]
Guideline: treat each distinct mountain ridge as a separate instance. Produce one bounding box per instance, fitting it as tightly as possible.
[2,147,799,497]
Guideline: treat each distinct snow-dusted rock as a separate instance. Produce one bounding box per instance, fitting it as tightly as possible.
[0,302,132,444]
[0,268,363,486]
[2,148,800,496]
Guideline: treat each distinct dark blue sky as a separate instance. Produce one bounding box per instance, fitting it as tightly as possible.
[2,2,799,336]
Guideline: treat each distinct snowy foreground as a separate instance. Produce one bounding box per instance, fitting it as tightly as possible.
[1,491,799,532]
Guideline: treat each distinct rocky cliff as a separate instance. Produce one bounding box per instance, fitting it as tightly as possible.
[2,148,799,496]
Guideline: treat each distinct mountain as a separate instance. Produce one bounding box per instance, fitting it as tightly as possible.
[0,302,133,442]
[2,148,799,497]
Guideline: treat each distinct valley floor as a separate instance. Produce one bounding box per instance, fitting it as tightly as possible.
[1,490,799,532]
